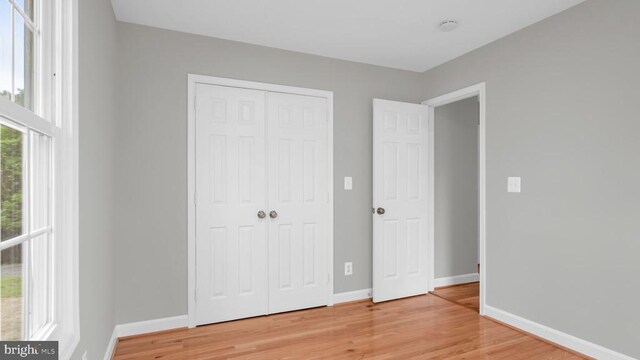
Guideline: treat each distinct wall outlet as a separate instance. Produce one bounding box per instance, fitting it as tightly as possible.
[344,262,353,276]
[344,177,353,190]
[82,351,88,360]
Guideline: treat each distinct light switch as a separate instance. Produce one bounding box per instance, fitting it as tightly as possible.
[507,177,521,193]
[344,177,353,190]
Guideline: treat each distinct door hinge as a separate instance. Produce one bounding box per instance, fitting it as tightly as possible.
[327,273,330,284]
[194,96,197,110]
[194,192,197,206]
[194,288,198,302]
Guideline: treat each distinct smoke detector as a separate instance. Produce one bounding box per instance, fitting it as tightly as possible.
[439,20,459,32]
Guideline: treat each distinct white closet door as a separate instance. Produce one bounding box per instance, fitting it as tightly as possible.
[267,92,329,314]
[372,99,429,303]
[194,84,268,325]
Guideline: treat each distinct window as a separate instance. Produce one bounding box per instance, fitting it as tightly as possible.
[1,0,37,111]
[1,121,52,341]
[1,0,53,342]
[0,0,77,355]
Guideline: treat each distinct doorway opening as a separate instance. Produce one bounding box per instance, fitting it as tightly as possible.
[423,84,486,315]
[431,96,480,312]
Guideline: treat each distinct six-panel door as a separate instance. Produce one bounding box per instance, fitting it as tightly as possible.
[372,99,429,303]
[267,92,329,314]
[195,84,269,325]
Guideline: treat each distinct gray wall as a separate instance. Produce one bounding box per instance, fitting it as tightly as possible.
[71,0,117,358]
[434,97,478,279]
[113,22,423,324]
[421,0,640,357]
[106,1,640,357]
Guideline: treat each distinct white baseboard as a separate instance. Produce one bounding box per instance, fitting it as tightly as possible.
[116,315,188,338]
[433,273,479,288]
[103,328,118,360]
[104,315,188,359]
[333,288,372,304]
[485,305,635,360]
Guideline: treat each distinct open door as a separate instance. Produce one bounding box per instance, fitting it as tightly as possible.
[373,99,429,303]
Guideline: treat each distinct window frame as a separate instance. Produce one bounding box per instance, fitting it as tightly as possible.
[0,0,78,357]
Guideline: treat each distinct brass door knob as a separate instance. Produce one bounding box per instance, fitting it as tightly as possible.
[269,210,278,219]
[376,207,385,215]
[257,210,266,219]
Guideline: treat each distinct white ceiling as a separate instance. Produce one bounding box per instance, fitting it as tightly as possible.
[110,0,585,72]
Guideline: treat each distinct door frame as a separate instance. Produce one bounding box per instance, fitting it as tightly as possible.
[422,83,487,315]
[187,74,335,328]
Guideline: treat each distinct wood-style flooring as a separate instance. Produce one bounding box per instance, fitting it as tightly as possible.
[433,282,480,312]
[114,292,586,359]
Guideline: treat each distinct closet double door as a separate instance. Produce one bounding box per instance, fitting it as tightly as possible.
[194,83,329,326]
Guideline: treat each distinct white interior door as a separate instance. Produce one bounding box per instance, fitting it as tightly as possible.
[194,84,268,324]
[372,99,429,303]
[267,92,329,314]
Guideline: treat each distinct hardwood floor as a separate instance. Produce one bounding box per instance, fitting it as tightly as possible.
[114,293,586,359]
[433,282,480,312]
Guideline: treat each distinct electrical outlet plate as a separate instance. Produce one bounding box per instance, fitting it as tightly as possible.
[344,262,353,275]
[344,177,353,190]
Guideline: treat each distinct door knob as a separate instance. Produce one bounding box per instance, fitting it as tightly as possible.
[257,210,266,219]
[376,207,385,215]
[269,210,278,219]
